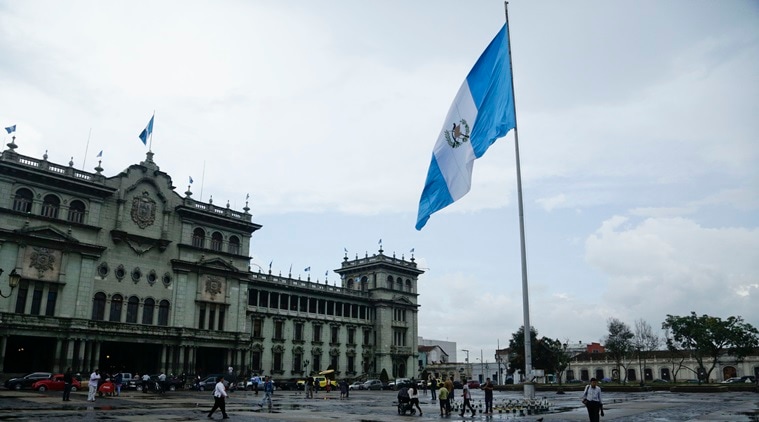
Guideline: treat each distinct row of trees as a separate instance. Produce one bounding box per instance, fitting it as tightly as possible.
[506,312,759,384]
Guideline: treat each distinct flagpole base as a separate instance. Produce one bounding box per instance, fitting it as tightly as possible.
[523,382,535,399]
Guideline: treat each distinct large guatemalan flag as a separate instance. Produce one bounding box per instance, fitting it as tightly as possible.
[416,23,516,230]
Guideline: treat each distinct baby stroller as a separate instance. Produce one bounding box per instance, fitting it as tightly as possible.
[397,387,416,416]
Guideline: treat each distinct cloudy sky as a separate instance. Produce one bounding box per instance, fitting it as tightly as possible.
[1,0,757,365]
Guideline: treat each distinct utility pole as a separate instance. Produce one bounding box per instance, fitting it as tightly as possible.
[461,349,469,380]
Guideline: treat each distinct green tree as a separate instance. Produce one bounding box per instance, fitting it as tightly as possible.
[662,312,759,382]
[603,318,634,382]
[507,326,563,381]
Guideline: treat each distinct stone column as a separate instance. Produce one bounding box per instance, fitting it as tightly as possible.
[65,339,75,370]
[92,341,101,370]
[82,340,90,372]
[178,346,186,375]
[160,345,167,373]
[54,338,63,372]
[0,336,6,373]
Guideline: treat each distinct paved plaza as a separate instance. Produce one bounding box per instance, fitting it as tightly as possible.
[0,387,757,421]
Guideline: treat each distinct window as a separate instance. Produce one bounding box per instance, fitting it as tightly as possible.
[251,351,261,372]
[158,300,170,326]
[248,289,258,306]
[294,323,304,341]
[209,308,216,329]
[192,228,205,248]
[363,329,371,346]
[260,292,268,308]
[293,353,302,372]
[393,328,406,346]
[41,194,60,218]
[312,353,321,372]
[109,294,123,322]
[228,236,240,255]
[30,286,43,315]
[406,279,412,292]
[45,285,57,316]
[331,326,339,344]
[348,356,355,373]
[142,298,155,324]
[211,231,223,251]
[15,281,28,314]
[270,293,279,309]
[68,200,86,223]
[92,292,106,320]
[274,320,284,340]
[348,328,355,345]
[198,305,206,329]
[126,296,139,323]
[253,318,263,338]
[386,275,393,289]
[273,351,283,372]
[396,277,403,291]
[330,355,338,371]
[12,188,33,213]
[312,324,322,342]
[218,308,225,330]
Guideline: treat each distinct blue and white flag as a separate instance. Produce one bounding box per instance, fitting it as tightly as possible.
[304,266,311,272]
[138,114,154,145]
[5,124,16,134]
[96,150,103,158]
[416,23,516,230]
[189,176,194,184]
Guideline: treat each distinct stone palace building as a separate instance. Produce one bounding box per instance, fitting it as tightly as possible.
[0,137,422,381]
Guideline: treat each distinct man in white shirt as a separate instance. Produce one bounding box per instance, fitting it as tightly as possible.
[87,369,101,402]
[459,382,475,417]
[158,372,167,393]
[207,376,229,419]
[582,378,604,422]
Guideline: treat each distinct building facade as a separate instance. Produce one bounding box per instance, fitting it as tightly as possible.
[0,139,421,380]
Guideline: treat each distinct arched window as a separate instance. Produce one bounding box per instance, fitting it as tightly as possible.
[228,236,241,255]
[92,292,106,320]
[347,279,354,289]
[157,300,170,326]
[68,199,86,223]
[12,188,33,213]
[41,194,60,218]
[396,277,403,291]
[142,298,155,325]
[192,228,205,248]
[109,294,123,322]
[211,232,223,251]
[386,275,394,289]
[126,296,139,323]
[405,279,413,292]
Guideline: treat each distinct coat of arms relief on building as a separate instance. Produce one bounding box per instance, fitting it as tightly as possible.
[25,246,61,279]
[130,191,157,229]
[204,276,224,300]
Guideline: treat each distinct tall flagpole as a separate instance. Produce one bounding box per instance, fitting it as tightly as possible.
[82,127,92,170]
[504,1,534,399]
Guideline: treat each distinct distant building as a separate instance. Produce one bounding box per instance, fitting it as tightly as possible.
[418,337,457,363]
[0,141,422,380]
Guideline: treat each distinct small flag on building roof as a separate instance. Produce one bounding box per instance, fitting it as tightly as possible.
[5,125,16,134]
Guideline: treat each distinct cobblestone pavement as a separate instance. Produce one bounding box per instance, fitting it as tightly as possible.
[0,387,757,421]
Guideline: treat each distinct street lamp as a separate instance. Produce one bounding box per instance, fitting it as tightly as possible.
[0,269,21,298]
[460,349,469,381]
[494,353,504,385]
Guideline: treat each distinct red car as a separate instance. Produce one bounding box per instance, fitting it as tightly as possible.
[32,374,81,392]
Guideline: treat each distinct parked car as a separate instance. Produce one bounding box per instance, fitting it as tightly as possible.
[363,379,383,390]
[196,376,226,391]
[4,372,53,390]
[348,381,364,391]
[394,378,414,390]
[31,374,81,392]
[466,380,481,389]
[722,376,756,384]
[651,379,669,383]
[312,376,337,389]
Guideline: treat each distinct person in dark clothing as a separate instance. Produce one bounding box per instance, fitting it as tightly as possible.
[62,368,73,401]
[482,378,494,413]
[429,376,437,401]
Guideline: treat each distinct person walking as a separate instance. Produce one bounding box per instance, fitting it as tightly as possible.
[251,374,260,395]
[482,378,494,414]
[258,376,274,410]
[581,378,604,422]
[142,373,151,393]
[304,376,313,399]
[87,369,100,402]
[409,384,423,416]
[62,367,73,401]
[207,376,229,419]
[438,383,450,416]
[114,372,123,397]
[459,382,475,417]
[444,377,454,414]
[429,376,437,401]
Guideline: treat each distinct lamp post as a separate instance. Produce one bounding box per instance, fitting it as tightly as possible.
[0,269,21,298]
[460,349,470,381]
[494,353,504,385]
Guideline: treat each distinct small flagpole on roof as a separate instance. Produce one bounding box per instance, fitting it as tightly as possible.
[504,1,535,400]
[149,110,155,151]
